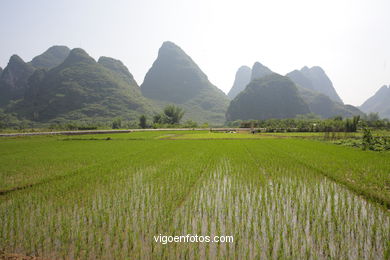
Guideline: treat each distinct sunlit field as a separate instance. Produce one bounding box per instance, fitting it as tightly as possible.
[0,131,389,259]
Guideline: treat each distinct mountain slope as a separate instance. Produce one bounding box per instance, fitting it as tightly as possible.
[296,86,364,118]
[360,85,390,119]
[141,41,229,124]
[286,69,363,118]
[0,55,35,106]
[30,46,70,69]
[98,56,138,86]
[13,48,153,122]
[287,66,343,103]
[228,66,251,99]
[226,74,310,121]
[250,62,273,81]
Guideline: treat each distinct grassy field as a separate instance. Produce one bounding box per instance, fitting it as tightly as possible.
[0,131,389,259]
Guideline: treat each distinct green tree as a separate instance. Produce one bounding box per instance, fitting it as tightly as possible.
[362,128,373,150]
[162,105,184,124]
[153,114,162,124]
[367,112,380,122]
[112,118,122,129]
[345,116,360,132]
[183,120,198,128]
[139,115,147,129]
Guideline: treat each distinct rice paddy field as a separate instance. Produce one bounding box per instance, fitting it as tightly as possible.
[0,131,389,259]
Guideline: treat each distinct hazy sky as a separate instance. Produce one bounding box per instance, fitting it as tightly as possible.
[1,0,389,106]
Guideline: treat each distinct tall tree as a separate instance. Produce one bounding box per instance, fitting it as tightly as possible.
[163,105,184,124]
[139,115,147,129]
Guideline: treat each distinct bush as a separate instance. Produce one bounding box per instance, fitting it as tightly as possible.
[362,128,373,150]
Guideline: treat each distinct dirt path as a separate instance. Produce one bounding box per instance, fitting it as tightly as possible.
[0,128,257,137]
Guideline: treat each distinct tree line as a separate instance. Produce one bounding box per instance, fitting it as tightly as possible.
[227,113,390,133]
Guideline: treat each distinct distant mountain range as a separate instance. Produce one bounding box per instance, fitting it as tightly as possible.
[227,62,273,100]
[0,42,385,126]
[12,48,153,122]
[226,62,364,120]
[360,85,390,119]
[286,66,343,103]
[0,43,229,125]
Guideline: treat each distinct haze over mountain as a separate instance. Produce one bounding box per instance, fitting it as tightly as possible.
[286,66,363,118]
[0,55,35,106]
[296,86,364,118]
[227,61,273,100]
[226,62,363,120]
[250,62,273,81]
[360,85,390,119]
[12,48,153,122]
[29,46,70,69]
[98,56,138,86]
[0,42,367,125]
[1,42,231,125]
[1,1,390,106]
[226,74,310,121]
[141,41,229,124]
[286,66,343,103]
[227,66,251,99]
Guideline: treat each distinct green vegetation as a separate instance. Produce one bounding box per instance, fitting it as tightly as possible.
[169,132,269,139]
[358,128,390,151]
[152,104,185,126]
[228,116,390,132]
[139,115,147,129]
[0,131,389,259]
[111,118,122,129]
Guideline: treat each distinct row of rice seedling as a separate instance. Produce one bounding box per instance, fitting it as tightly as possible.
[0,139,214,258]
[158,142,389,259]
[0,135,389,259]
[258,138,390,207]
